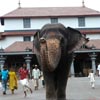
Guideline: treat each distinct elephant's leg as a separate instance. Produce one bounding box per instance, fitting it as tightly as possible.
[56,65,70,100]
[56,77,67,100]
[44,72,56,100]
[56,55,72,100]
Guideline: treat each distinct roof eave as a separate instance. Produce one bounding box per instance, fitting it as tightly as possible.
[1,14,100,19]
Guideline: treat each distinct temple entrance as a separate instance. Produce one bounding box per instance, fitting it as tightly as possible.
[74,53,92,77]
[4,54,39,72]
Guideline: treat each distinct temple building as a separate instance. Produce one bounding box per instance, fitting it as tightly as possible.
[0,6,100,77]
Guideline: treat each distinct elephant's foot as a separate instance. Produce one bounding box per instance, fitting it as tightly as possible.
[46,98,56,100]
[57,98,66,100]
[46,98,66,100]
[57,92,66,100]
[46,94,56,100]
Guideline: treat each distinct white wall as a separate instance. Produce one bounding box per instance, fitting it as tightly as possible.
[0,36,34,49]
[59,17,78,28]
[31,18,50,29]
[5,19,23,30]
[85,17,100,28]
[0,36,22,49]
[4,18,51,30]
[86,34,100,40]
[4,16,100,31]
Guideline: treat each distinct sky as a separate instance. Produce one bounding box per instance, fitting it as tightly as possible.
[0,0,100,16]
[0,0,100,31]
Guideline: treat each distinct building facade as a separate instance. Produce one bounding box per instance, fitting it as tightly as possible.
[0,6,100,76]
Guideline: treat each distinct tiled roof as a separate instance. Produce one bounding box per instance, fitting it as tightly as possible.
[79,29,100,34]
[0,31,36,40]
[86,39,100,49]
[1,7,100,18]
[4,41,33,52]
[3,39,100,53]
[0,29,100,40]
[1,31,36,36]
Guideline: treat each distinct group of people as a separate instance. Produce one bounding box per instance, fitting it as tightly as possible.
[0,63,45,97]
[0,65,17,95]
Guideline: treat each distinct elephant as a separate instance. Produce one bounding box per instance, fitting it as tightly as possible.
[33,23,88,100]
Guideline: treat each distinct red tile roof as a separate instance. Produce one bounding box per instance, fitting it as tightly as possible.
[4,41,33,52]
[0,29,100,40]
[1,7,100,18]
[0,31,36,40]
[3,39,100,53]
[86,39,100,49]
[79,29,100,34]
[2,31,36,36]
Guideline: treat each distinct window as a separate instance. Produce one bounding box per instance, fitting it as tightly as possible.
[51,18,58,23]
[23,18,31,28]
[78,17,85,27]
[23,36,31,41]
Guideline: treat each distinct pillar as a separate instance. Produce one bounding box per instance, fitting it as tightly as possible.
[70,55,75,77]
[89,52,97,74]
[24,54,32,75]
[0,55,6,70]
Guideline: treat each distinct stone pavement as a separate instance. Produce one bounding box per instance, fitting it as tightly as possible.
[0,77,100,100]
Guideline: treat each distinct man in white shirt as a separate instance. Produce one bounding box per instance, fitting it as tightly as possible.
[97,63,100,76]
[32,65,40,90]
[88,69,95,89]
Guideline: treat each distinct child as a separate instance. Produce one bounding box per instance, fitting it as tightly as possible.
[1,66,9,95]
[88,69,95,89]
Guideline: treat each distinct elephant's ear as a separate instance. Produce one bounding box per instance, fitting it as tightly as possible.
[66,27,89,54]
[33,31,40,55]
[33,31,42,67]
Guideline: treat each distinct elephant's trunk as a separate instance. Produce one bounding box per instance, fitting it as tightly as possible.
[40,38,61,72]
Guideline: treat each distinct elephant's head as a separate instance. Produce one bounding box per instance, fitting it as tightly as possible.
[34,23,88,72]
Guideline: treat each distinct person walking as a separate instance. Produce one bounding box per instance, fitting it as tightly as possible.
[88,69,95,89]
[0,69,1,81]
[1,65,9,95]
[18,63,32,97]
[8,67,18,94]
[32,65,40,90]
[97,63,100,76]
[0,69,2,90]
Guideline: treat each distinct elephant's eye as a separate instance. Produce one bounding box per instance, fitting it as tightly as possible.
[39,37,46,43]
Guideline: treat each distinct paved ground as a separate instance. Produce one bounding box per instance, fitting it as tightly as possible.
[0,77,100,100]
